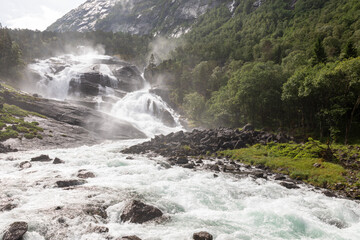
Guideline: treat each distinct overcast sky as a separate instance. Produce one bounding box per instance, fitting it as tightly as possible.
[0,0,86,31]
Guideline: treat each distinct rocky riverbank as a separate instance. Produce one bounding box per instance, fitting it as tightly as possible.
[122,127,359,201]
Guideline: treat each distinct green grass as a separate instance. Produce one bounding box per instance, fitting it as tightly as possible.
[0,104,44,141]
[220,140,359,192]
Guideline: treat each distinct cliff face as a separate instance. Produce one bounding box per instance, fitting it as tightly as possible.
[47,0,233,36]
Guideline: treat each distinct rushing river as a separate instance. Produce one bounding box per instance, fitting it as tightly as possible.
[1,52,360,239]
[1,140,360,240]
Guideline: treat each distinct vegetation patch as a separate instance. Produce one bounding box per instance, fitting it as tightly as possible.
[221,140,360,198]
[0,103,44,141]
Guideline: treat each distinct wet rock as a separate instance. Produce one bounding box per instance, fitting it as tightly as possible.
[31,155,52,162]
[176,156,188,165]
[323,190,336,197]
[126,156,134,160]
[0,203,17,212]
[253,171,267,179]
[193,231,213,240]
[183,163,195,169]
[53,158,65,164]
[93,226,109,233]
[2,222,28,240]
[84,205,108,219]
[274,174,286,180]
[210,164,220,172]
[19,161,32,169]
[58,217,66,224]
[119,236,142,240]
[0,143,18,153]
[120,200,163,224]
[77,170,96,179]
[56,179,86,188]
[280,182,299,189]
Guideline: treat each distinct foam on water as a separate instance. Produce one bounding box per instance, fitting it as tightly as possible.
[0,141,359,240]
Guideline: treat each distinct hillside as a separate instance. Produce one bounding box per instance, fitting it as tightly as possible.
[47,0,233,36]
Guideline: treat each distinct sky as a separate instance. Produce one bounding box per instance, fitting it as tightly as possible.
[0,0,86,31]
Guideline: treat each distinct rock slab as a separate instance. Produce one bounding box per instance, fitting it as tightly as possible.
[193,231,213,240]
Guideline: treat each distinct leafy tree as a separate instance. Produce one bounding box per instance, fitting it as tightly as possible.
[313,38,327,65]
[344,41,357,59]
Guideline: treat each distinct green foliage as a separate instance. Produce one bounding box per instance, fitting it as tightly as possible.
[0,28,23,77]
[221,142,352,190]
[183,92,206,121]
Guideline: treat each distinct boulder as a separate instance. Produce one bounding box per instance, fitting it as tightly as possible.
[31,155,52,162]
[2,222,28,240]
[119,236,142,240]
[19,161,32,169]
[120,200,163,224]
[280,182,299,189]
[0,204,17,212]
[56,180,86,188]
[243,123,254,131]
[77,170,96,179]
[84,205,108,219]
[113,66,145,92]
[176,156,188,165]
[193,231,213,240]
[53,158,65,164]
[0,143,17,153]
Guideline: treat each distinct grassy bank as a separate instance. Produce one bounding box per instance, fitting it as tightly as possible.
[0,83,45,141]
[220,139,360,199]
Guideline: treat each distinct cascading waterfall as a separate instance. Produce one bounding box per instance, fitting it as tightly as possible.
[26,51,183,137]
[1,51,359,240]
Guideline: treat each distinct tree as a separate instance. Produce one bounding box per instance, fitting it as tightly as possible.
[313,38,327,65]
[344,41,357,59]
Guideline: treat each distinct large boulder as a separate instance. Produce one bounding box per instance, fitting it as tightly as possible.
[2,222,28,240]
[56,179,86,188]
[113,66,145,92]
[120,200,163,224]
[69,72,112,96]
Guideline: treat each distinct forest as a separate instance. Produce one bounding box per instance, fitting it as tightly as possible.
[2,0,360,143]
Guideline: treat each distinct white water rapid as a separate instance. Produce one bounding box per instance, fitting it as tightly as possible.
[1,52,359,239]
[0,141,360,239]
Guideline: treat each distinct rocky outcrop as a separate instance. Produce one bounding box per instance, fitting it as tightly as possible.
[2,222,28,240]
[120,200,163,224]
[77,170,96,179]
[2,90,146,139]
[122,127,292,157]
[53,158,65,164]
[193,232,213,240]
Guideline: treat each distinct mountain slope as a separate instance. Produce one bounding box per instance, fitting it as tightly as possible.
[47,0,233,36]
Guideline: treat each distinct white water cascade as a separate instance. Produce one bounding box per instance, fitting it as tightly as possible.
[1,52,359,239]
[26,51,183,137]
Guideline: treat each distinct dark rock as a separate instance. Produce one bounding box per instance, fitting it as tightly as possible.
[193,231,213,240]
[126,156,134,160]
[176,156,188,165]
[19,161,32,169]
[56,180,86,188]
[0,143,18,153]
[53,158,65,164]
[274,174,286,181]
[323,190,336,197]
[58,217,66,224]
[313,163,321,168]
[84,206,108,219]
[31,154,52,162]
[93,226,109,233]
[210,165,220,172]
[77,170,96,179]
[2,222,28,240]
[280,182,300,189]
[120,200,163,224]
[119,236,142,240]
[183,163,195,169]
[1,204,17,212]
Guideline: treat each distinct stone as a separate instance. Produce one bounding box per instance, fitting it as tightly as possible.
[31,155,52,162]
[0,203,17,212]
[77,171,96,179]
[243,123,254,131]
[84,206,108,219]
[93,226,109,233]
[53,158,65,164]
[119,236,142,240]
[280,182,299,189]
[176,156,188,165]
[2,222,28,240]
[56,180,86,188]
[19,161,32,169]
[193,231,213,240]
[120,200,163,224]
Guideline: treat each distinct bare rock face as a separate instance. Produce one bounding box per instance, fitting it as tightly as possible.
[120,200,163,224]
[193,231,213,240]
[2,222,28,240]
